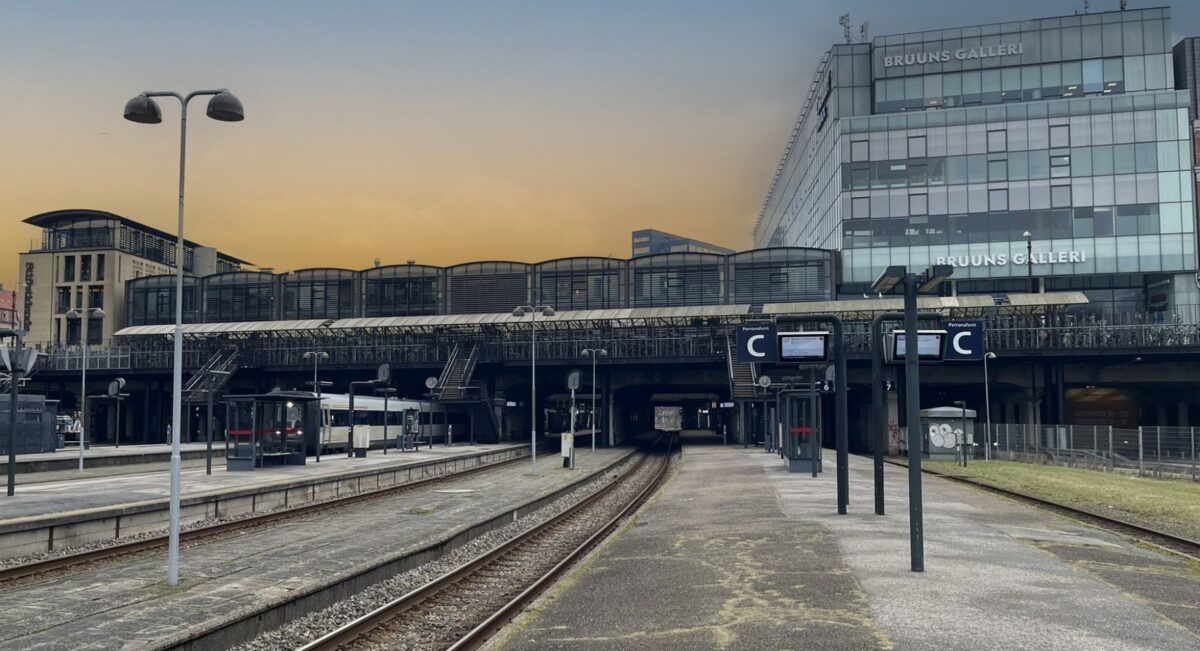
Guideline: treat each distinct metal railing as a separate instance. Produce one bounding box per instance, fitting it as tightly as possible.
[977,423,1199,481]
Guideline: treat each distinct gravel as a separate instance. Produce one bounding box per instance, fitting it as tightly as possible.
[0,456,526,572]
[233,451,653,651]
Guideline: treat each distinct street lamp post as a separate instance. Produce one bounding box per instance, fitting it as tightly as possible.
[1023,230,1033,294]
[513,305,555,472]
[124,88,244,588]
[66,307,105,468]
[303,351,329,462]
[983,352,996,460]
[2,328,26,497]
[581,348,607,453]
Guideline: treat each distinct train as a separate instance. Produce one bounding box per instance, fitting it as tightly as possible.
[316,394,449,452]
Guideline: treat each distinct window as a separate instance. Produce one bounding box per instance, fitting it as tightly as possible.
[852,197,870,218]
[908,135,926,158]
[56,288,70,314]
[851,139,869,161]
[66,319,81,345]
[909,164,927,186]
[80,255,91,281]
[96,254,105,281]
[987,159,1007,182]
[850,166,869,189]
[1051,185,1072,208]
[987,130,1007,152]
[988,189,1008,212]
[1049,125,1070,148]
[88,286,103,310]
[63,256,75,282]
[87,316,102,345]
[1050,153,1071,178]
[909,194,928,216]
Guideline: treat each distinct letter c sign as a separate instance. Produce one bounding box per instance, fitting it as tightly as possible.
[942,320,984,361]
[737,324,778,363]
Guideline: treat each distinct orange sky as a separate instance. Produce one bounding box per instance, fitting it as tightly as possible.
[0,2,822,288]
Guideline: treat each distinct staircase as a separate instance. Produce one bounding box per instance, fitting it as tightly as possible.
[726,335,759,400]
[469,403,500,443]
[436,343,479,401]
[183,347,240,405]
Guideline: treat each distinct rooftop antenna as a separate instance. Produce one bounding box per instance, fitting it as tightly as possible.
[374,257,381,268]
[1120,0,1127,10]
[406,259,415,266]
[839,14,852,44]
[860,21,869,43]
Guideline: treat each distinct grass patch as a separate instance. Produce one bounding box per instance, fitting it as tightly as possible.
[923,460,1200,541]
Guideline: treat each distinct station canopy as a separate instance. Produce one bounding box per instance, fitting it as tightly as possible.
[113,292,1087,337]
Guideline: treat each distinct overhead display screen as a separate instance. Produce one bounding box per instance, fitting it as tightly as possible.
[891,331,947,361]
[777,332,829,362]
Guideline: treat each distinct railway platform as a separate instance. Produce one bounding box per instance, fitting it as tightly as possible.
[498,441,1200,650]
[0,442,528,560]
[8,442,226,476]
[0,447,632,650]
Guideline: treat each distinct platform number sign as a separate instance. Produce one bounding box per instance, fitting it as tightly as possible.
[814,379,834,394]
[882,379,895,392]
[942,320,984,361]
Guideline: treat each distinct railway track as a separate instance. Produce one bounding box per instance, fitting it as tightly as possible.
[0,451,531,586]
[296,435,675,651]
[893,459,1200,561]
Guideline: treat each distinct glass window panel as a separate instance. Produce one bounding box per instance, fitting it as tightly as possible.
[1090,113,1113,145]
[1030,180,1050,209]
[988,189,1008,212]
[1113,144,1136,174]
[967,155,987,183]
[909,193,928,215]
[1114,174,1136,203]
[987,129,1007,152]
[1009,182,1030,210]
[947,155,967,184]
[1072,177,1093,206]
[1160,202,1183,233]
[962,71,981,94]
[929,186,948,214]
[1134,142,1156,172]
[943,73,962,97]
[890,189,908,217]
[967,125,987,154]
[1133,110,1156,142]
[1028,150,1050,179]
[851,139,869,161]
[1027,119,1049,149]
[1093,175,1115,204]
[1009,150,1029,180]
[1049,124,1070,148]
[988,159,1007,181]
[1135,173,1157,203]
[1062,26,1081,59]
[946,126,967,156]
[1124,55,1146,92]
[1041,29,1061,60]
[1062,61,1083,88]
[908,135,926,158]
[1145,53,1166,90]
[968,184,988,213]
[1156,141,1180,172]
[1051,185,1071,208]
[1093,208,1114,236]
[1112,111,1134,144]
[981,69,1001,93]
[870,190,889,217]
[1102,23,1122,58]
[1081,25,1102,59]
[1143,19,1164,54]
[1092,145,1114,175]
[1068,116,1091,147]
[1115,211,1138,236]
[948,186,968,213]
[1070,146,1091,176]
[1074,210,1095,238]
[852,197,870,218]
[1083,59,1104,93]
[1158,171,1180,202]
[1122,20,1143,55]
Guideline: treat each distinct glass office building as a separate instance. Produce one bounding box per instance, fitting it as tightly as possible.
[755,7,1200,318]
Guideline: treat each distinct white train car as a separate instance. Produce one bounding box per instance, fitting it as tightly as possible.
[316,394,447,451]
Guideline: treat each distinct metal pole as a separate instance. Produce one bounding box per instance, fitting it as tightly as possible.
[79,342,87,471]
[568,386,576,469]
[167,95,190,588]
[1108,425,1114,472]
[903,274,924,572]
[205,380,213,475]
[1190,427,1195,482]
[1138,426,1144,474]
[810,369,819,478]
[382,390,389,455]
[348,384,356,458]
[832,317,848,514]
[531,313,537,472]
[7,332,23,496]
[961,402,968,468]
[983,354,992,461]
[871,317,886,514]
[590,353,597,452]
[313,356,321,463]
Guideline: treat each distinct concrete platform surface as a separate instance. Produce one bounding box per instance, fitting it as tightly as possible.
[0,443,522,523]
[498,445,1200,651]
[0,448,630,650]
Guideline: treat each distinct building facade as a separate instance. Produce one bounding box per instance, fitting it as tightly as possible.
[631,229,734,257]
[756,7,1200,321]
[17,209,247,346]
[0,284,17,330]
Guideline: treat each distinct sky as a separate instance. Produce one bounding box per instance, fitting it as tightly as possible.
[3,0,1199,287]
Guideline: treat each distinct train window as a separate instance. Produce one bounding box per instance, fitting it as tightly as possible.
[331,411,349,427]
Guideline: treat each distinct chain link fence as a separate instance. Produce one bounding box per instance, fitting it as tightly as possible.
[976,423,1200,481]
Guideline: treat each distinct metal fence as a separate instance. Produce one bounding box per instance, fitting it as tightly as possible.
[977,423,1200,481]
